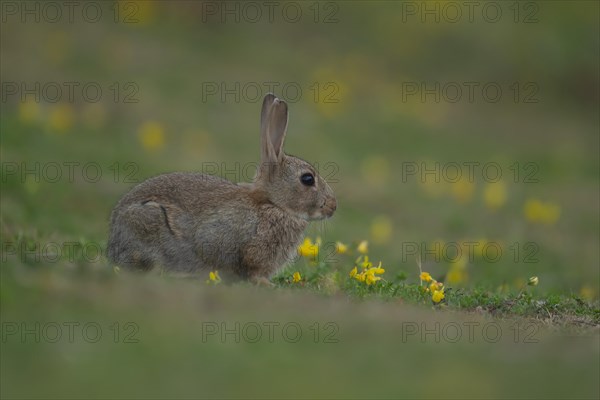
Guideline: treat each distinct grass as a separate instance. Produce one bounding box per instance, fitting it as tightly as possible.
[2,1,599,398]
[2,260,599,399]
[3,229,598,333]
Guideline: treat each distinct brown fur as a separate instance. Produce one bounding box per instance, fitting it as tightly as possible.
[107,94,336,281]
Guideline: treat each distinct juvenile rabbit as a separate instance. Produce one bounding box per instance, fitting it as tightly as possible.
[107,94,336,282]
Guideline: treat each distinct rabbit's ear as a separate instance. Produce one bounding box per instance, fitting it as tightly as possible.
[260,94,288,164]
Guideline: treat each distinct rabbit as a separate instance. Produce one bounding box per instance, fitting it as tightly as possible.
[107,93,337,283]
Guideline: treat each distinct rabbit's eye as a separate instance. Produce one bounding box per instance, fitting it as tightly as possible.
[300,173,315,186]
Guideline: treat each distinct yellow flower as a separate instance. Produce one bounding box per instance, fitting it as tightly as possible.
[206,270,221,284]
[360,256,372,270]
[579,285,596,301]
[336,241,348,254]
[432,289,445,303]
[420,272,433,282]
[429,281,443,292]
[122,1,156,25]
[357,240,369,254]
[527,276,539,286]
[311,66,348,118]
[49,103,75,133]
[370,261,385,275]
[19,100,40,124]
[370,215,392,245]
[361,262,385,285]
[483,181,507,210]
[352,258,384,285]
[355,271,366,282]
[292,271,302,283]
[446,259,468,285]
[524,199,560,225]
[138,121,165,151]
[365,272,381,285]
[446,268,466,285]
[298,237,319,259]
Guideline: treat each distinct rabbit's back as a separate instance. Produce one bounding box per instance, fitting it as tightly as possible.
[115,172,240,210]
[108,172,261,273]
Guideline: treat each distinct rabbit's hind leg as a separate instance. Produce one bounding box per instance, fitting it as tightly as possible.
[107,201,179,271]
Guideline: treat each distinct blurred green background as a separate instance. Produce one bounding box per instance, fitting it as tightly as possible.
[1,1,599,398]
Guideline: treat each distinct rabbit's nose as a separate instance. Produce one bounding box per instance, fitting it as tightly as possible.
[322,197,337,215]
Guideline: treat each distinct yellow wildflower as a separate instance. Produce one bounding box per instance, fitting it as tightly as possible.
[446,267,467,285]
[524,199,560,225]
[360,256,372,270]
[138,121,165,151]
[126,1,157,25]
[351,257,385,285]
[354,271,366,282]
[19,100,40,124]
[483,181,507,210]
[420,272,433,282]
[429,281,443,292]
[298,237,319,259]
[206,270,221,284]
[527,276,539,286]
[49,103,75,133]
[292,271,302,283]
[365,272,381,285]
[336,241,348,254]
[370,215,392,244]
[370,261,385,275]
[432,289,445,303]
[579,285,596,301]
[363,262,385,285]
[447,258,468,285]
[357,240,369,254]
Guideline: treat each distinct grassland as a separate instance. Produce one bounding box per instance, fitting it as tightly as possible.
[1,1,599,399]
